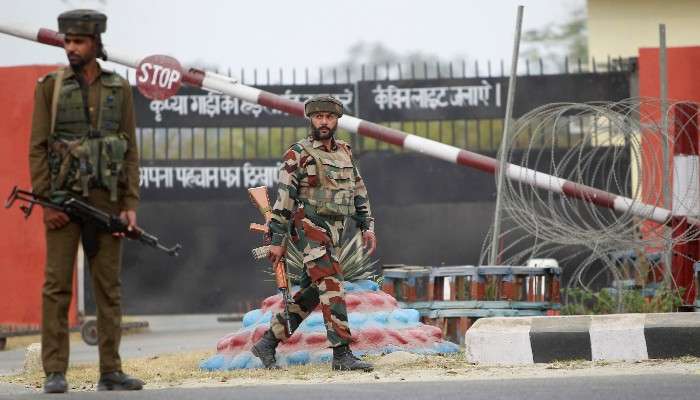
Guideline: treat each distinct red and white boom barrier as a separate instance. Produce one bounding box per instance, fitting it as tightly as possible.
[2,25,697,228]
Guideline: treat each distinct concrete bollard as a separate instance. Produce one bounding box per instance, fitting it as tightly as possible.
[465,313,700,364]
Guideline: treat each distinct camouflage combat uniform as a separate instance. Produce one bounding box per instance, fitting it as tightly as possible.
[267,137,374,347]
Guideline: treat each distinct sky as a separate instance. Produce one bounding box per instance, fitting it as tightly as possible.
[0,0,584,80]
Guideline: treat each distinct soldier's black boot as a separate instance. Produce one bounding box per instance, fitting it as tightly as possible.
[332,345,373,372]
[44,372,68,394]
[251,330,280,369]
[97,371,144,391]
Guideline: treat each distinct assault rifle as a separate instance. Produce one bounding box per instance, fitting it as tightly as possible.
[5,186,181,257]
[248,186,293,336]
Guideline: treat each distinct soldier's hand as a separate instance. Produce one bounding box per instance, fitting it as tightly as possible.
[43,207,70,230]
[362,230,377,255]
[115,210,138,238]
[268,245,285,265]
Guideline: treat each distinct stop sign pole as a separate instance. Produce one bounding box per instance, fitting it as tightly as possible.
[1,23,698,232]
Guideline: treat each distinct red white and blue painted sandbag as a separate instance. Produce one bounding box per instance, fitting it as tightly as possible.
[201,280,459,370]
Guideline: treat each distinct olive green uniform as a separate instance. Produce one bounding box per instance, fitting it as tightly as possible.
[29,64,139,374]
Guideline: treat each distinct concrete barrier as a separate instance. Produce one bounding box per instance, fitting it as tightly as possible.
[465,313,700,364]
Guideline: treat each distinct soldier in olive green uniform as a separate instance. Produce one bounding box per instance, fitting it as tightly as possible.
[251,96,377,371]
[29,10,144,393]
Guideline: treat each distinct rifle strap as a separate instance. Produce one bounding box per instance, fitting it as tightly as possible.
[80,219,100,259]
[49,67,66,135]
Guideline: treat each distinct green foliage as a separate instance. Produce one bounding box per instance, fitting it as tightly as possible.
[560,288,593,315]
[484,277,500,301]
[268,231,380,284]
[522,5,588,65]
[323,40,462,81]
[561,286,684,315]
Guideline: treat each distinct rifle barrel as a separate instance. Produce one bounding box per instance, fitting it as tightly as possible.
[7,187,182,257]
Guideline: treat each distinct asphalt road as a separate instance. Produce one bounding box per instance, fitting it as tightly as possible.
[0,315,238,376]
[2,374,700,400]
[3,316,700,399]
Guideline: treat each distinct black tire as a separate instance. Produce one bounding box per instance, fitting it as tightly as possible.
[0,337,6,351]
[80,320,98,346]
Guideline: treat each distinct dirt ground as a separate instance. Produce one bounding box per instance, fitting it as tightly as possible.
[2,347,700,393]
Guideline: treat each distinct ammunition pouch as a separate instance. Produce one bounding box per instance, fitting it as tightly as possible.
[297,140,356,217]
[47,68,127,202]
[48,132,128,202]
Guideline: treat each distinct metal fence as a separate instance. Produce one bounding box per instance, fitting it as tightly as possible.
[132,57,635,161]
[135,121,511,161]
[126,56,636,85]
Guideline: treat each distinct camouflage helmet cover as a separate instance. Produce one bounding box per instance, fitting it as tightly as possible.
[58,9,107,36]
[304,96,343,118]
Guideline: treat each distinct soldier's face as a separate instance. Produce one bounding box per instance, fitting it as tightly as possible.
[310,112,338,140]
[64,35,97,69]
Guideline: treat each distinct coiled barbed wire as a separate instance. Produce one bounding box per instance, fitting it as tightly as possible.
[480,98,700,296]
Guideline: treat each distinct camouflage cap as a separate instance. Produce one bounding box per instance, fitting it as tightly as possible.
[304,96,343,118]
[58,9,107,36]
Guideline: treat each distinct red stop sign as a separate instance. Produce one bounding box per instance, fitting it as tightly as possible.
[136,55,183,100]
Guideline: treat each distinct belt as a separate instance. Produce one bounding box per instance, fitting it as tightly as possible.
[297,201,347,222]
[321,214,346,222]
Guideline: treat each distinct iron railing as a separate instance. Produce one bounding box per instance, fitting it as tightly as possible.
[132,56,636,161]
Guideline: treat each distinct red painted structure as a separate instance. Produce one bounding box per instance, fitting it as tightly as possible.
[670,104,699,304]
[639,47,700,304]
[0,65,79,333]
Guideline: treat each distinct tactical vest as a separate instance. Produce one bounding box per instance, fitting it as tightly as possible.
[297,139,356,217]
[47,68,128,202]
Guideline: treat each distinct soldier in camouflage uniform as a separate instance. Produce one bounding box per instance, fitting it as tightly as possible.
[29,10,144,393]
[252,96,377,371]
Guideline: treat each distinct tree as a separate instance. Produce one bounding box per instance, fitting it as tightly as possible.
[521,4,588,72]
[323,40,469,81]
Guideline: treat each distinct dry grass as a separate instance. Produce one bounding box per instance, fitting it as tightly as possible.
[3,350,700,393]
[1,350,212,391]
[4,334,46,352]
[546,359,590,370]
[0,351,474,391]
[674,356,700,364]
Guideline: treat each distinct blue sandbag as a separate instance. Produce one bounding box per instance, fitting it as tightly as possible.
[298,313,324,331]
[343,281,357,292]
[245,355,263,369]
[313,351,333,363]
[260,311,272,325]
[389,309,419,324]
[228,353,253,370]
[434,341,460,354]
[348,312,368,327]
[371,311,389,324]
[242,309,263,328]
[285,351,311,366]
[200,355,226,371]
[355,280,379,292]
